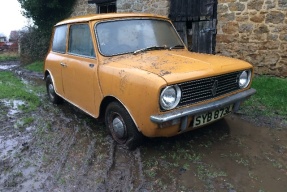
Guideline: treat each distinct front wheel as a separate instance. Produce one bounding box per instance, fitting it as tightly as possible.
[46,75,63,104]
[105,102,143,150]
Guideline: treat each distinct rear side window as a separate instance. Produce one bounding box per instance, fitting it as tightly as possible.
[68,24,95,58]
[52,25,67,53]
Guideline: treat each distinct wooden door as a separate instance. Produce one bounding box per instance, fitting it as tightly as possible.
[192,19,216,53]
[169,0,217,54]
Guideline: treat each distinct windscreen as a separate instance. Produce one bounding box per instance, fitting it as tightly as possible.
[95,19,184,56]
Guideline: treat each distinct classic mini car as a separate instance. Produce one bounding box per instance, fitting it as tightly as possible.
[44,13,256,149]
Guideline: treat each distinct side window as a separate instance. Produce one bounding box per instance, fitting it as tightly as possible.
[68,24,95,58]
[52,25,67,53]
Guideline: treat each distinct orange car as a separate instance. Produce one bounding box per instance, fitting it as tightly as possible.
[44,13,256,149]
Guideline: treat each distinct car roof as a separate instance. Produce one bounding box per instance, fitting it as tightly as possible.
[55,13,168,26]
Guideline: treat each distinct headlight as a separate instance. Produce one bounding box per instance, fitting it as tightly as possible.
[160,85,181,110]
[239,70,251,88]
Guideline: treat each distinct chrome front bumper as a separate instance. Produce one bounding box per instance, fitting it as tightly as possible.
[150,88,256,131]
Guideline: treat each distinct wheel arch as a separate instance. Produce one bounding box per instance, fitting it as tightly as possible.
[44,70,61,98]
[44,70,56,90]
[44,70,50,80]
[99,96,141,132]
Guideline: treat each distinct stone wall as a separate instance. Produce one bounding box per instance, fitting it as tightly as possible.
[71,0,97,16]
[117,0,170,16]
[71,0,170,17]
[216,0,287,77]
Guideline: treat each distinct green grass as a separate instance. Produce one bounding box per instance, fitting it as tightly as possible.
[0,52,19,61]
[244,76,287,116]
[24,61,44,73]
[0,71,41,111]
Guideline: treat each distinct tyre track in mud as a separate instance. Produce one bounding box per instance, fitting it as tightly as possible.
[68,136,115,192]
[72,138,97,192]
[74,135,148,192]
[54,133,77,182]
[104,145,147,191]
[133,148,145,191]
[105,138,116,181]
[106,146,133,191]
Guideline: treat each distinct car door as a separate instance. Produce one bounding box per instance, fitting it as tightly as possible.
[46,25,68,97]
[61,23,99,115]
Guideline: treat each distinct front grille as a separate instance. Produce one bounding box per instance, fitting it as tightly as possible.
[177,71,241,107]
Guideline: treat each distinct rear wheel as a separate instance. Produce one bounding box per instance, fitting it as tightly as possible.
[105,101,143,150]
[46,75,63,104]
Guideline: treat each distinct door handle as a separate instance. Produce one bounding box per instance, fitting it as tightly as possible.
[89,64,95,68]
[60,62,67,67]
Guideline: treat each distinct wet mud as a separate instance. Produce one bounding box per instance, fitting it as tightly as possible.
[1,61,287,191]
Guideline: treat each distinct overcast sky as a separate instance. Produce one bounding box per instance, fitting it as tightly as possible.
[0,0,29,37]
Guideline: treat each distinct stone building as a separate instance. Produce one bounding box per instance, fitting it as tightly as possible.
[71,0,287,77]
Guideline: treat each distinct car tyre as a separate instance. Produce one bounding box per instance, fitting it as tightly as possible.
[105,101,143,150]
[46,75,63,104]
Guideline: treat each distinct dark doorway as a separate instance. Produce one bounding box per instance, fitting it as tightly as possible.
[88,0,117,13]
[97,2,116,13]
[169,0,217,54]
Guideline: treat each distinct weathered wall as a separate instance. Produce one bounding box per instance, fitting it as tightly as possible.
[216,0,287,77]
[71,0,97,16]
[117,0,170,16]
[71,0,170,17]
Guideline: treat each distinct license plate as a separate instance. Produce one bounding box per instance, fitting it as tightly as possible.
[193,105,233,128]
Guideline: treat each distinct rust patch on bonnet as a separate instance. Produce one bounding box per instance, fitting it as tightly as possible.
[159,70,171,76]
[119,70,128,93]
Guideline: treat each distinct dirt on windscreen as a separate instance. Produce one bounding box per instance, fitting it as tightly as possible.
[0,61,287,192]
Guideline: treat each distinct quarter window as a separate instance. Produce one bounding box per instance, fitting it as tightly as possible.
[52,25,67,53]
[68,24,95,58]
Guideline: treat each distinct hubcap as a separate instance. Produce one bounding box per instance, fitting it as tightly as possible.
[112,116,125,139]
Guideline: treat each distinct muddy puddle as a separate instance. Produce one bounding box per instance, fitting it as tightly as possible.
[2,100,26,117]
[0,61,287,191]
[0,61,20,71]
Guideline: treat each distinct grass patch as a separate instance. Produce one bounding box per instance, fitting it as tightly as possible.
[24,61,44,73]
[0,52,19,61]
[0,71,41,111]
[243,76,287,116]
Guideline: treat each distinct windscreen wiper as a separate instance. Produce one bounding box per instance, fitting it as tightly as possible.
[133,45,168,55]
[169,45,185,50]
